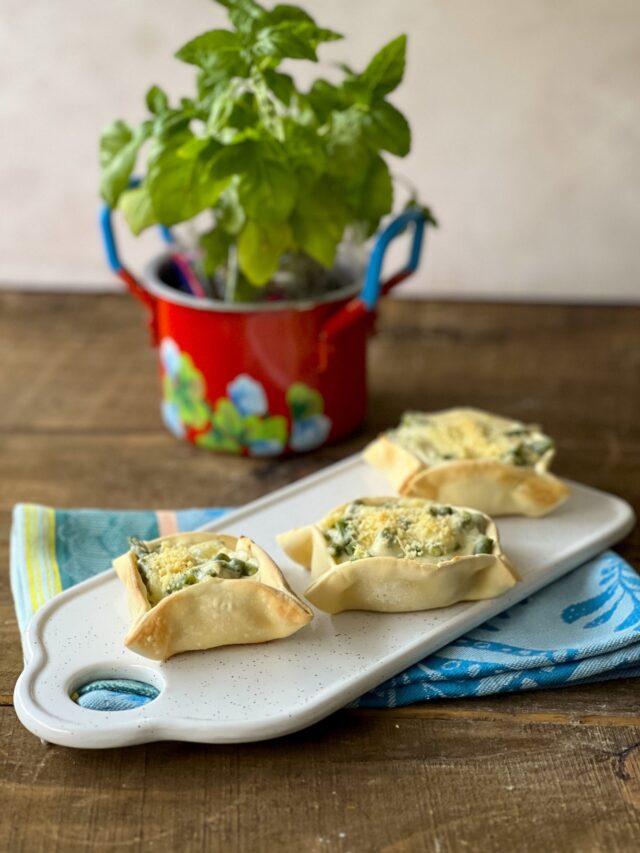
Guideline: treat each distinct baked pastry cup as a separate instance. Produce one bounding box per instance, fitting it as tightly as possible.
[363,408,570,517]
[277,497,518,615]
[114,531,313,660]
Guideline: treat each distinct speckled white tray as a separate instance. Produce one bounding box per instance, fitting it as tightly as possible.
[14,455,635,748]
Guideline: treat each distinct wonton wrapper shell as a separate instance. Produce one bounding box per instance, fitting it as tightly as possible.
[277,501,519,615]
[114,531,312,660]
[363,434,569,517]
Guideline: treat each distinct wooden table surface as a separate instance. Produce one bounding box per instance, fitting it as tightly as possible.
[1,291,639,852]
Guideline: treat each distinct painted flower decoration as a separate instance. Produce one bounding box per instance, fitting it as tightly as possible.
[286,383,332,452]
[158,339,331,456]
[159,337,182,379]
[290,415,332,452]
[161,399,186,439]
[227,374,268,417]
[161,338,210,430]
[195,397,287,456]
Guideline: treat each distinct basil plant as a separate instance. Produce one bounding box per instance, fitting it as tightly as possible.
[99,0,434,302]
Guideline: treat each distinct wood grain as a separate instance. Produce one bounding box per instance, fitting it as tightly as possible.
[1,707,639,853]
[1,292,639,851]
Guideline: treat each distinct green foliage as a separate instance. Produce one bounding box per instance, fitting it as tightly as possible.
[238,219,293,283]
[99,0,428,297]
[361,34,406,97]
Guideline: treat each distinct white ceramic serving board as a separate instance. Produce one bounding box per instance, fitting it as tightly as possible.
[14,455,635,748]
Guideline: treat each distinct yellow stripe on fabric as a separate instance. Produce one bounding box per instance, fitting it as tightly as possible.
[24,505,44,612]
[46,507,63,594]
[37,506,60,601]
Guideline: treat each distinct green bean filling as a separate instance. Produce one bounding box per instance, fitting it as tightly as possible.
[129,536,258,604]
[322,500,495,564]
[391,412,555,467]
[164,554,258,595]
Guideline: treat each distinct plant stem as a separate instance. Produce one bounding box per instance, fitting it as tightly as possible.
[226,243,239,303]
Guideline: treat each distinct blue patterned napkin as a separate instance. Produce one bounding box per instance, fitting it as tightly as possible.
[11,504,640,710]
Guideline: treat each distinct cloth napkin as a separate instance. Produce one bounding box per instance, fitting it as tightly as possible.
[11,503,640,710]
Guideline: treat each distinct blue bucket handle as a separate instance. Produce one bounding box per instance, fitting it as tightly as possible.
[360,208,426,310]
[99,178,173,274]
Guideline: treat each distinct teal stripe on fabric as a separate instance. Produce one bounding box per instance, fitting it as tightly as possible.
[54,508,162,591]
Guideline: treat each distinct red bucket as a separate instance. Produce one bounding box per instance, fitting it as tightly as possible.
[101,208,426,456]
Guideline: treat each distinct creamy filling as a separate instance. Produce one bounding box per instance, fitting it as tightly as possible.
[321,499,495,565]
[129,537,258,605]
[390,410,554,467]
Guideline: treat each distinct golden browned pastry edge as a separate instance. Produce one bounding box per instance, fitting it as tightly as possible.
[363,434,569,517]
[113,532,313,660]
[277,502,519,615]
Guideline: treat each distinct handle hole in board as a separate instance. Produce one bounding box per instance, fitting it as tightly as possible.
[67,663,165,713]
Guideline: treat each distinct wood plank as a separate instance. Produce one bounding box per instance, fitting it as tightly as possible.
[1,707,639,852]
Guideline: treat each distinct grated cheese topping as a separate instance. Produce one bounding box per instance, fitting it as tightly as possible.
[320,498,495,564]
[390,409,554,467]
[129,537,259,605]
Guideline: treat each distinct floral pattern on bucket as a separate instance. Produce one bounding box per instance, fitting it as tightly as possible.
[286,383,332,451]
[159,338,331,455]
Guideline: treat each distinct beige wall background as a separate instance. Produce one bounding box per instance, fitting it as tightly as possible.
[1,0,639,300]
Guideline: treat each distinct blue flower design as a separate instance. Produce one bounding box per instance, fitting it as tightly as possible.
[159,338,181,379]
[227,374,268,417]
[289,414,332,452]
[161,399,186,438]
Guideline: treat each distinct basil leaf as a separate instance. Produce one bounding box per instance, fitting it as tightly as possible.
[355,155,393,235]
[292,181,350,268]
[237,153,297,224]
[306,79,345,123]
[341,76,373,106]
[206,82,237,136]
[99,120,150,206]
[365,100,411,157]
[177,136,219,160]
[152,111,191,141]
[238,220,293,284]
[175,29,244,69]
[281,120,326,178]
[253,22,318,62]
[199,227,232,276]
[263,69,295,104]
[146,134,229,225]
[268,4,313,25]
[325,106,371,175]
[361,35,407,97]
[145,85,169,115]
[216,0,267,35]
[214,186,246,234]
[119,184,157,235]
[208,139,256,180]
